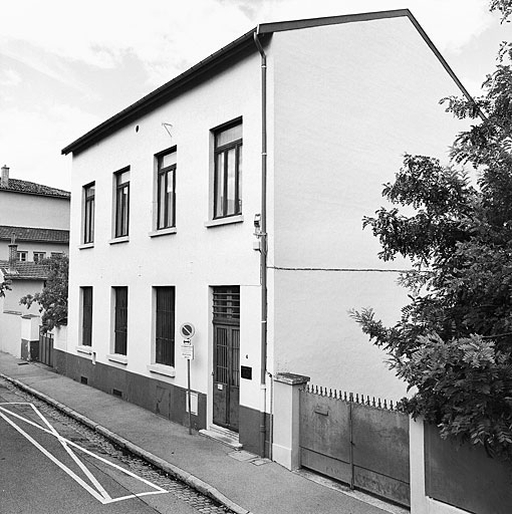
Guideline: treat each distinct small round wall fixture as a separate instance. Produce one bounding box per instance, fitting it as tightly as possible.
[179,322,196,340]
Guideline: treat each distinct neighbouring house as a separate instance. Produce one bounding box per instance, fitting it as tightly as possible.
[0,165,70,357]
[61,9,470,457]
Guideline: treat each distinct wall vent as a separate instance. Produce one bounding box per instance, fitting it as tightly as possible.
[80,376,88,385]
[112,389,123,398]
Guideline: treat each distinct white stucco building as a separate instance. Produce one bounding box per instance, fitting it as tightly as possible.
[61,10,470,455]
[0,164,70,357]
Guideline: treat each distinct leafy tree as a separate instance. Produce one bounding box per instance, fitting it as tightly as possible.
[0,280,11,298]
[20,254,68,333]
[352,1,512,460]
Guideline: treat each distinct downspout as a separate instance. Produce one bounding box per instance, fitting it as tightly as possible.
[253,28,268,458]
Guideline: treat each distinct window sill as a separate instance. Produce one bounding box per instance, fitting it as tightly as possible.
[107,354,128,365]
[109,236,129,245]
[148,364,176,378]
[76,345,93,355]
[204,215,243,228]
[149,227,177,238]
[78,243,94,250]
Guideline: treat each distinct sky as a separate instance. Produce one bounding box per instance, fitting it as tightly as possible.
[1,0,509,191]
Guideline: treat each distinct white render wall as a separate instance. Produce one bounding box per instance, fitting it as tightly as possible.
[0,191,70,230]
[68,51,264,416]
[269,16,469,399]
[0,279,43,357]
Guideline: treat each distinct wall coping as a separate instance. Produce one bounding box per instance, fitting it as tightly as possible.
[274,372,310,386]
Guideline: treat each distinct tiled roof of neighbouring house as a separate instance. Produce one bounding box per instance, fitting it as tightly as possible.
[0,178,70,199]
[0,261,49,281]
[0,225,69,244]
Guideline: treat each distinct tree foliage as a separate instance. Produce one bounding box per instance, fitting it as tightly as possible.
[20,254,68,333]
[0,280,11,298]
[352,2,512,460]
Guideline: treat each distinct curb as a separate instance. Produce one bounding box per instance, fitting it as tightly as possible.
[0,373,252,514]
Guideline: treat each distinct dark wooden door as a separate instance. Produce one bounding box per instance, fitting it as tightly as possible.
[212,287,240,431]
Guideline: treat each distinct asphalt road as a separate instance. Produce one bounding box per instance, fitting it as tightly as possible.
[0,378,230,514]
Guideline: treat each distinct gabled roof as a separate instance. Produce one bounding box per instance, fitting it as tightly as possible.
[62,8,473,157]
[0,261,48,281]
[0,225,69,244]
[0,178,70,199]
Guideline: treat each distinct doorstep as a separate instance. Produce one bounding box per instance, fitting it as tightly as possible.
[199,425,243,450]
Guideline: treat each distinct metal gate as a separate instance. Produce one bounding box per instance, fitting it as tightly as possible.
[212,286,240,431]
[300,385,410,507]
[38,329,54,367]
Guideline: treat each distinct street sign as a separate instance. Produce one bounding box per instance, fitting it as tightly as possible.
[179,322,195,340]
[181,342,195,360]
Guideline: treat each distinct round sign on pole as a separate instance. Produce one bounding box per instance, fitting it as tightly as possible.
[180,322,196,340]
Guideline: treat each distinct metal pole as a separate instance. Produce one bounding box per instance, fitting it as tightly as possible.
[187,358,192,435]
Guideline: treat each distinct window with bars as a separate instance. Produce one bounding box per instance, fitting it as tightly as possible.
[83,182,95,244]
[81,287,93,346]
[114,169,130,238]
[212,286,240,390]
[113,287,128,355]
[155,287,175,367]
[213,120,242,219]
[212,286,240,325]
[156,149,176,230]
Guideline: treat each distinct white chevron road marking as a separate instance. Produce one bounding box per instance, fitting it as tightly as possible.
[0,402,168,505]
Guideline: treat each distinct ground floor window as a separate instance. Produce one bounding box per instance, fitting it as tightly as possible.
[155,286,175,367]
[81,286,93,346]
[113,286,128,355]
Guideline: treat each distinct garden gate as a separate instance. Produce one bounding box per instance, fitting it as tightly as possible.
[38,329,54,367]
[300,384,410,507]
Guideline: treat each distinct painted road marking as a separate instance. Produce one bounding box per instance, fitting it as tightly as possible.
[0,402,168,505]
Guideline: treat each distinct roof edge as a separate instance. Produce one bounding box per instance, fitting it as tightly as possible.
[62,8,477,156]
[62,28,258,156]
[257,8,411,33]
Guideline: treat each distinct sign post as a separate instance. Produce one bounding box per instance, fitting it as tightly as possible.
[180,323,196,434]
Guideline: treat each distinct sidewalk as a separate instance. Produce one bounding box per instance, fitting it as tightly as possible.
[0,352,405,514]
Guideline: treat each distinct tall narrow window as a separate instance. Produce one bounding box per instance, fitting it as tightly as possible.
[155,287,175,366]
[113,287,128,355]
[114,169,130,238]
[81,287,93,347]
[83,182,95,244]
[156,150,177,229]
[213,121,242,219]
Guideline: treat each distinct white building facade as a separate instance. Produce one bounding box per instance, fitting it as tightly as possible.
[62,10,469,455]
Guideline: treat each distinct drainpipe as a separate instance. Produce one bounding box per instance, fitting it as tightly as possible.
[253,28,268,458]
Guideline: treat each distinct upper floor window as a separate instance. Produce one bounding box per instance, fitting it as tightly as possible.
[17,251,27,262]
[33,252,46,263]
[156,149,176,230]
[114,168,130,238]
[83,182,95,244]
[213,121,242,219]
